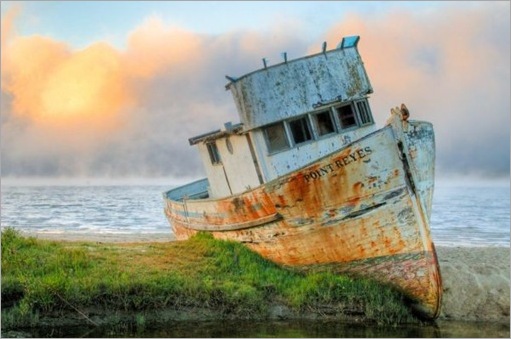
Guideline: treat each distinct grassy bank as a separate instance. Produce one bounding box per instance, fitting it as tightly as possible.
[1,228,418,332]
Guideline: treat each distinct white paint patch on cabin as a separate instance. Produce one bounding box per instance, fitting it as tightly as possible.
[195,132,262,198]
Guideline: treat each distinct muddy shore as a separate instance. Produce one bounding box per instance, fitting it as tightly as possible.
[21,231,511,323]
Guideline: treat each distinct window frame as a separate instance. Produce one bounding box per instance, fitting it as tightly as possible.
[262,99,373,155]
[355,100,373,126]
[313,109,337,138]
[334,103,358,130]
[263,122,291,154]
[206,141,222,165]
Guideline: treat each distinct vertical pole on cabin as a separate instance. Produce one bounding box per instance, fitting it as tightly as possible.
[222,166,233,195]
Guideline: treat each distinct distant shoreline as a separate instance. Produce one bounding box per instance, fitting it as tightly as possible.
[16,231,511,323]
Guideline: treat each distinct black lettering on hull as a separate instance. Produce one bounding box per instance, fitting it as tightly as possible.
[304,146,373,182]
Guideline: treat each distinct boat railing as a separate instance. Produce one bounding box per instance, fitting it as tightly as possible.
[165,178,209,201]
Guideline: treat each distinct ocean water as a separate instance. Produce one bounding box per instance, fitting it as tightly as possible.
[1,181,509,247]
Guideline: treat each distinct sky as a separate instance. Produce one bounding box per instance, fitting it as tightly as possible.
[1,1,510,185]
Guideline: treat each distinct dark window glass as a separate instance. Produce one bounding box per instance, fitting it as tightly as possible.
[264,122,289,153]
[289,117,312,144]
[315,110,336,136]
[337,104,357,129]
[207,142,221,164]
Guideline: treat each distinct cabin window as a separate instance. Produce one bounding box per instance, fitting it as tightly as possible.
[314,110,336,136]
[289,116,313,145]
[356,100,373,125]
[206,142,221,165]
[336,104,357,129]
[264,122,290,153]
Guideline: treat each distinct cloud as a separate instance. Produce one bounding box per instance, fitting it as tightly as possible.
[124,17,203,79]
[1,3,509,181]
[0,11,306,179]
[322,3,510,177]
[0,2,19,49]
[1,33,134,177]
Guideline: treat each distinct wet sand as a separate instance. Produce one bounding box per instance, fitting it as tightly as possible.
[436,246,509,323]
[20,231,510,323]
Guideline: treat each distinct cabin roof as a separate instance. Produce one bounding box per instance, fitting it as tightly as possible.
[224,35,361,90]
[188,122,244,145]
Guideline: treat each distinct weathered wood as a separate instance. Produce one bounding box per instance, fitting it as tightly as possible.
[163,35,442,319]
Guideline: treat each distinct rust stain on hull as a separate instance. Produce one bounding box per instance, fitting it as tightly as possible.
[164,120,442,319]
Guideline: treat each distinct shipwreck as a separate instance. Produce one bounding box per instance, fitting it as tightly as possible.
[163,36,442,319]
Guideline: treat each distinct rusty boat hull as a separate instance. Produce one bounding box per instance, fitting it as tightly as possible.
[164,110,442,319]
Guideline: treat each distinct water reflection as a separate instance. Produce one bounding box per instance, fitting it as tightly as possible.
[17,319,510,338]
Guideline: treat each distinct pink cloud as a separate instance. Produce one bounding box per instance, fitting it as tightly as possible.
[1,3,508,178]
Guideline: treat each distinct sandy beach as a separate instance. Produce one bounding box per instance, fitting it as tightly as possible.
[435,246,509,323]
[20,231,510,323]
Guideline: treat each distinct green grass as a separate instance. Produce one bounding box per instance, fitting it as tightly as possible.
[1,228,417,330]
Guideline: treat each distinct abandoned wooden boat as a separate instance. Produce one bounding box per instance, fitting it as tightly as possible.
[163,36,442,319]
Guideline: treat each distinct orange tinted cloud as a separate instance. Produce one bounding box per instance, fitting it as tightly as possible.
[1,15,206,129]
[1,4,508,178]
[0,3,19,48]
[2,35,69,118]
[321,4,509,176]
[124,17,203,78]
[321,10,438,112]
[0,14,215,176]
[322,4,509,123]
[40,43,131,124]
[2,37,132,131]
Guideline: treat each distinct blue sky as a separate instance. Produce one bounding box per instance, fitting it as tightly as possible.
[2,1,455,49]
[1,1,509,182]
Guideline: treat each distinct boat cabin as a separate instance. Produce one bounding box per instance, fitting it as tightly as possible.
[189,36,377,199]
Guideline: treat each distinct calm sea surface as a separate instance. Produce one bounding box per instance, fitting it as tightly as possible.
[1,182,509,247]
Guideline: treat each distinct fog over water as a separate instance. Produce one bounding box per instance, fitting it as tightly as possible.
[1,3,509,181]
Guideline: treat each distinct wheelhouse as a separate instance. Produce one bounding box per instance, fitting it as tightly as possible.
[189,36,376,198]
